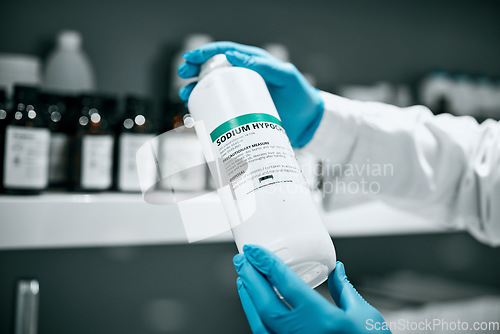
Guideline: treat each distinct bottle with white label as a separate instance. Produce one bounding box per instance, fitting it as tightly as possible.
[115,96,156,192]
[188,55,336,288]
[71,95,114,191]
[2,85,50,194]
[157,107,207,193]
[40,93,71,188]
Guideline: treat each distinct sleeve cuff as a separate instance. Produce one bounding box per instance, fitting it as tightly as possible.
[302,91,362,165]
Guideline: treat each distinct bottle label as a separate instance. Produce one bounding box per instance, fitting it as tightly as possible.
[3,126,50,189]
[81,135,114,189]
[118,133,155,191]
[210,113,306,199]
[49,133,69,184]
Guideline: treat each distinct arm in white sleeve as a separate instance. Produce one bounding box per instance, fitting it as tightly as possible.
[304,91,500,246]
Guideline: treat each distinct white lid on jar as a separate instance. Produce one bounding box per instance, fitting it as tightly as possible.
[0,54,41,96]
[0,54,41,76]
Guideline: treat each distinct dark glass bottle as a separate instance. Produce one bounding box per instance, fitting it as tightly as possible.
[2,86,50,194]
[71,95,115,191]
[0,89,8,193]
[115,95,156,192]
[40,93,71,189]
[0,89,6,122]
[164,100,186,131]
[157,101,207,192]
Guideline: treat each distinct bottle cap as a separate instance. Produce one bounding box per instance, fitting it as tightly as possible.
[263,43,290,62]
[184,34,213,52]
[57,30,82,50]
[199,54,232,80]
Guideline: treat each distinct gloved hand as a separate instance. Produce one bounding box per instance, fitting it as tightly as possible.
[177,41,324,148]
[233,245,391,334]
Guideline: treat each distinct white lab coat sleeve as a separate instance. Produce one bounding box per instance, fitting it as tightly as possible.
[304,91,500,246]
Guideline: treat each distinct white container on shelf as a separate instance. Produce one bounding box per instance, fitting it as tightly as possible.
[0,54,41,97]
[187,55,336,288]
[43,30,95,94]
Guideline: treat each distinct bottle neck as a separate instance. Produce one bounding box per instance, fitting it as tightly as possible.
[199,54,232,80]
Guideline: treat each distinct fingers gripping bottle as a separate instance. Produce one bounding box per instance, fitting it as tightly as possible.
[188,55,336,288]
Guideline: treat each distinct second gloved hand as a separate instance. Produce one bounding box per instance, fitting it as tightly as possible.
[178,41,324,148]
[233,245,391,334]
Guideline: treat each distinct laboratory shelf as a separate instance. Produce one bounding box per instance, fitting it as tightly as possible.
[0,192,455,250]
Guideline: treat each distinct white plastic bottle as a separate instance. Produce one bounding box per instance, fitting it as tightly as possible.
[43,30,95,94]
[188,55,336,287]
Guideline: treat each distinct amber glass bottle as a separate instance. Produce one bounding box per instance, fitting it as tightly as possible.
[40,93,71,189]
[71,95,115,191]
[2,86,50,194]
[156,101,207,192]
[115,95,156,192]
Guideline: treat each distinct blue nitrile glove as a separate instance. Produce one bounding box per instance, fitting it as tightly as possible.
[233,245,391,334]
[177,41,324,148]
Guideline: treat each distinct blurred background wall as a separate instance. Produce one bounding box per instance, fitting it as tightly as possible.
[2,0,500,97]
